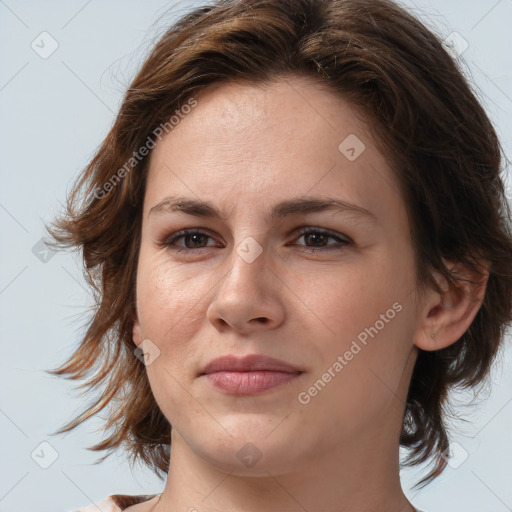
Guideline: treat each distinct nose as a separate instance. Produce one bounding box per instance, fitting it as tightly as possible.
[206,241,286,334]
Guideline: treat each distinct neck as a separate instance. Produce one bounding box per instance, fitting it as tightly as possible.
[155,422,414,512]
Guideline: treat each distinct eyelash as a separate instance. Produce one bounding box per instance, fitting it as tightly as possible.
[160,227,352,254]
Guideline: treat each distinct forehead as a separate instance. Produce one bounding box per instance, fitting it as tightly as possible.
[144,77,404,224]
[153,77,373,154]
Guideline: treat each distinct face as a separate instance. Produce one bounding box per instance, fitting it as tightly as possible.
[133,77,423,476]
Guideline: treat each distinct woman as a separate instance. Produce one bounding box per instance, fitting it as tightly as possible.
[47,0,512,511]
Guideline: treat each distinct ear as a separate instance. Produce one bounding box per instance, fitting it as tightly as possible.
[414,257,490,351]
[132,307,143,347]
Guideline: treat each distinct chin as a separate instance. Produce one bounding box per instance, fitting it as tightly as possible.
[190,428,304,477]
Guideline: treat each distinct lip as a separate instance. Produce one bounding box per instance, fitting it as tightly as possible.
[199,354,304,395]
[204,371,302,394]
[200,354,302,375]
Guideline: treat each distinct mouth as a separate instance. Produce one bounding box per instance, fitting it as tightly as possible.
[199,354,304,395]
[203,370,303,394]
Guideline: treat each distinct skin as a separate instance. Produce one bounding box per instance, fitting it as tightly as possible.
[130,76,488,512]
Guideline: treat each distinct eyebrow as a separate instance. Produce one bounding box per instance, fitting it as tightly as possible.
[148,195,377,223]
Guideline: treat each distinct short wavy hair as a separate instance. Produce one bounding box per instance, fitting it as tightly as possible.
[47,0,512,489]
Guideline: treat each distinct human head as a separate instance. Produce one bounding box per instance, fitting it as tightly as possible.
[47,0,512,489]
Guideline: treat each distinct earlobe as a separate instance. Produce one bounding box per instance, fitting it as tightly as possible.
[413,258,489,352]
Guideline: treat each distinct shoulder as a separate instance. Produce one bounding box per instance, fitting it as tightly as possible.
[72,496,120,512]
[71,494,159,512]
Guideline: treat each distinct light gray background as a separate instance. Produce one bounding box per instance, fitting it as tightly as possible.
[1,1,511,511]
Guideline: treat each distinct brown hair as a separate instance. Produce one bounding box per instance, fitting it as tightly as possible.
[46,0,512,489]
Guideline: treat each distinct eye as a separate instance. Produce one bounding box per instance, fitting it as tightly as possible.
[292,227,352,252]
[161,229,218,253]
[160,227,352,254]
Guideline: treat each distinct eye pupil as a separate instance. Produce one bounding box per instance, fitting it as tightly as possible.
[186,233,207,248]
[165,227,349,254]
[305,232,327,246]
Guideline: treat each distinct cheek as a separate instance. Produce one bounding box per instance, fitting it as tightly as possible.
[145,364,201,430]
[148,258,192,306]
[297,258,402,344]
[301,253,415,387]
[137,256,206,337]
[298,302,414,440]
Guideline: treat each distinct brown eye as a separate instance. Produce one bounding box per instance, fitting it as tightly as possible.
[162,229,218,253]
[293,227,352,251]
[160,227,352,254]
